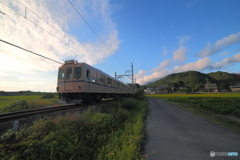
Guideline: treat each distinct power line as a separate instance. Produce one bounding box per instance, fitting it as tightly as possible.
[76,0,128,69]
[79,0,105,34]
[67,0,127,70]
[67,0,107,50]
[79,0,128,68]
[0,39,63,64]
[0,1,116,74]
[17,0,63,36]
[0,10,5,15]
[0,1,68,45]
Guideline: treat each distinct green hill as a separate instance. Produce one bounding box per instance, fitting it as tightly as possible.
[148,71,238,88]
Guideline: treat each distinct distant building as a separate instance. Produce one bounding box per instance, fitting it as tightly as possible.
[204,83,217,89]
[144,88,155,94]
[155,85,170,94]
[204,83,218,91]
[157,85,169,89]
[230,86,240,92]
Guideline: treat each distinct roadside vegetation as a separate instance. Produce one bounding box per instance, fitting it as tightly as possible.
[0,90,147,160]
[147,93,240,134]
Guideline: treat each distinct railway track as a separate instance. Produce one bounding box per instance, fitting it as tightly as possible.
[0,104,80,123]
[0,99,116,123]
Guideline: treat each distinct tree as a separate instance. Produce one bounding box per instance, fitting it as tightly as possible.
[219,82,231,92]
[177,80,185,87]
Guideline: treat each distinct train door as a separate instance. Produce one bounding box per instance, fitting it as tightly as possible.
[64,67,72,91]
[86,69,90,91]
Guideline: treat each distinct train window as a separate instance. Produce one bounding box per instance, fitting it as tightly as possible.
[100,74,105,84]
[107,78,112,86]
[66,68,72,79]
[58,69,64,80]
[92,71,97,83]
[86,70,90,80]
[74,67,82,79]
[117,82,120,88]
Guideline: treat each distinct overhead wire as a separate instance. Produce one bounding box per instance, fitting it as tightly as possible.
[67,0,127,71]
[0,1,68,45]
[78,0,129,68]
[0,0,116,74]
[17,0,64,36]
[0,10,5,15]
[0,39,63,64]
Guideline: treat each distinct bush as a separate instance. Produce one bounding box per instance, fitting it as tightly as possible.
[134,89,145,100]
[41,93,55,99]
[2,99,51,113]
[121,98,138,110]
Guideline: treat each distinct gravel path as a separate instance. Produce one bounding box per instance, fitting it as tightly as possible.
[144,97,240,160]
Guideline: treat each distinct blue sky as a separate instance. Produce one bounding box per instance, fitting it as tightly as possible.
[0,0,240,91]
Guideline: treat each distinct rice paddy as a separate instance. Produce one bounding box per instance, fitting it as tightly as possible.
[0,96,58,113]
[147,93,240,99]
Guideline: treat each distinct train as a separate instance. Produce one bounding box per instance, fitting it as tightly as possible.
[56,60,132,104]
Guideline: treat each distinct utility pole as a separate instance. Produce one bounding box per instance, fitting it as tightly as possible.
[115,63,135,94]
[131,62,134,93]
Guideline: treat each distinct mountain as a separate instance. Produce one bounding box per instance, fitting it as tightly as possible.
[148,71,239,88]
[144,82,153,86]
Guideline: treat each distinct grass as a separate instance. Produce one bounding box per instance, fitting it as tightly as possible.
[147,93,240,99]
[0,97,148,160]
[147,93,240,134]
[0,95,58,113]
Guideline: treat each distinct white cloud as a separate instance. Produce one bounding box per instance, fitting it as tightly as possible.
[215,32,240,47]
[197,32,240,57]
[135,70,148,80]
[162,46,168,56]
[0,0,120,91]
[136,32,240,85]
[220,51,228,56]
[174,57,212,72]
[197,42,223,57]
[177,35,191,46]
[152,60,171,72]
[136,69,172,85]
[212,52,240,69]
[173,46,188,62]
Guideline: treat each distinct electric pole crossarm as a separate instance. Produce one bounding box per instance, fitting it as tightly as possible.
[115,63,135,94]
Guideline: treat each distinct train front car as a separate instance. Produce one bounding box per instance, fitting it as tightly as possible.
[56,60,132,104]
[57,60,84,104]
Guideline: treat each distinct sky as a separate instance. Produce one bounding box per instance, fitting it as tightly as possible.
[0,0,240,92]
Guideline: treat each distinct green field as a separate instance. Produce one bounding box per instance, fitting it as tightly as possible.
[0,95,58,113]
[147,93,240,99]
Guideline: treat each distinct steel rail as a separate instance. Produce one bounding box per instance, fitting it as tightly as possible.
[0,99,116,123]
[0,104,80,123]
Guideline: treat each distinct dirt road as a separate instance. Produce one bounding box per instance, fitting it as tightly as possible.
[144,97,240,160]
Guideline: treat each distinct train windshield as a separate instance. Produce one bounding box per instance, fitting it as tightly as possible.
[66,68,72,79]
[74,67,82,79]
[58,69,64,80]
